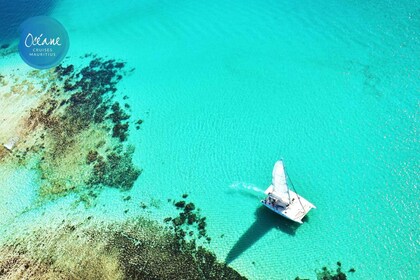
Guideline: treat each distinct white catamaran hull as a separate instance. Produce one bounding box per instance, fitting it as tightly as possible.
[261,187,316,224]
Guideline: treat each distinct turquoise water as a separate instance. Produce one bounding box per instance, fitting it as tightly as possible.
[1,0,419,279]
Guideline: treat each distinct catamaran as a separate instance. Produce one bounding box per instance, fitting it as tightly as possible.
[261,160,315,224]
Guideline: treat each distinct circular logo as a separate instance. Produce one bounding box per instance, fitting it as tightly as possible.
[18,16,69,69]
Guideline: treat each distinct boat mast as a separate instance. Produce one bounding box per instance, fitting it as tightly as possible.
[285,166,306,213]
[283,161,292,203]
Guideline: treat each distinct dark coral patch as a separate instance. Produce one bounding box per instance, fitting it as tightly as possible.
[88,147,141,190]
[86,150,99,164]
[112,122,129,142]
[164,195,210,244]
[295,262,355,280]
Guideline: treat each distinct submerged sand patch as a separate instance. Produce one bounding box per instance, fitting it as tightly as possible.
[0,69,50,159]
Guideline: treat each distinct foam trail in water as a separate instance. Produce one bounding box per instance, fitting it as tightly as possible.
[229,182,266,195]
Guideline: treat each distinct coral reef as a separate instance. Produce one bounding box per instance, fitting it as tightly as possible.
[164,195,212,243]
[295,262,356,280]
[0,55,142,200]
[87,145,141,190]
[0,217,246,280]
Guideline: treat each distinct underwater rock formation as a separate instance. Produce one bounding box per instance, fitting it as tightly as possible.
[0,217,246,280]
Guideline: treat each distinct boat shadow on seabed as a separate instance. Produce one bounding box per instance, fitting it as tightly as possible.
[225,206,308,264]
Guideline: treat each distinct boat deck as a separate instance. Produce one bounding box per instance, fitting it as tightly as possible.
[261,190,315,224]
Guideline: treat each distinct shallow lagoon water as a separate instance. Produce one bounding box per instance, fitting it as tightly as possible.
[0,0,419,279]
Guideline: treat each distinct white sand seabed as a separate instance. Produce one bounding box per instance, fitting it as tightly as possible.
[0,56,50,148]
[0,55,47,230]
